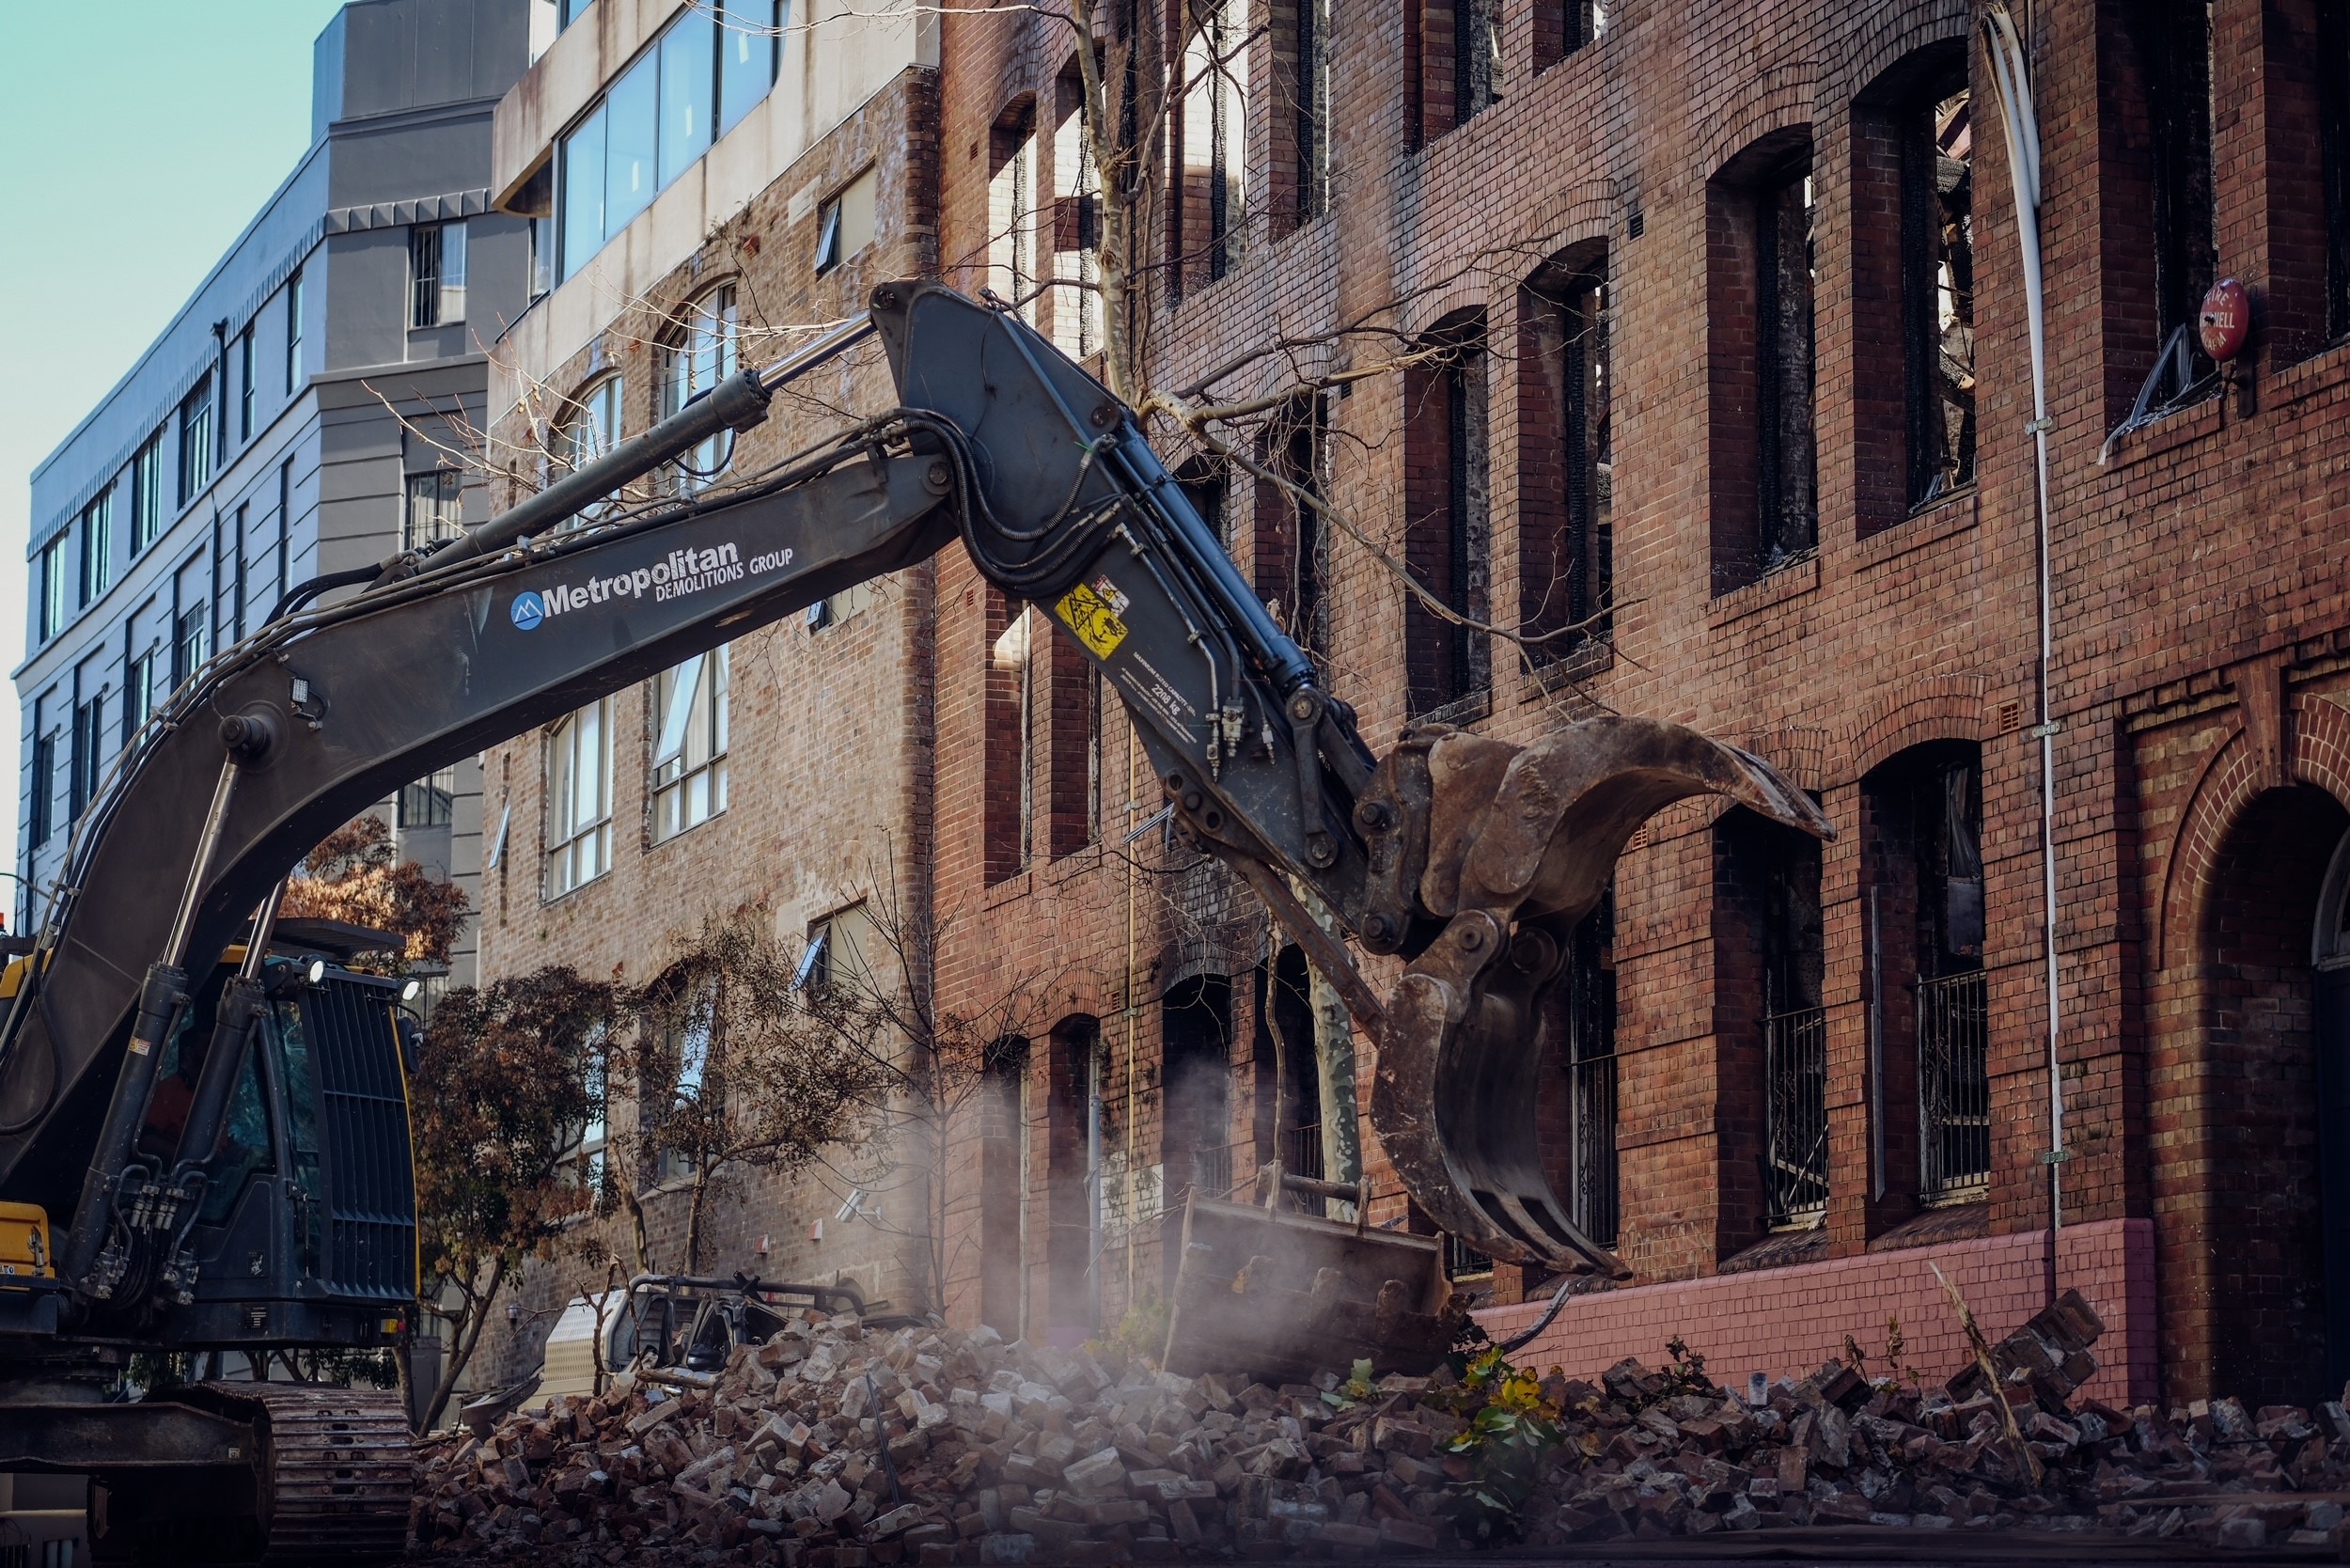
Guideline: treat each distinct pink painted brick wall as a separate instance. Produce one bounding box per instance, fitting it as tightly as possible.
[1477,1218,2157,1409]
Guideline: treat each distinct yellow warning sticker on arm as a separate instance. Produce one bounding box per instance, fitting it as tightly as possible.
[1056,579,1131,661]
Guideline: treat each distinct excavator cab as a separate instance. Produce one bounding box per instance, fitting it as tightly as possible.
[0,923,420,1566]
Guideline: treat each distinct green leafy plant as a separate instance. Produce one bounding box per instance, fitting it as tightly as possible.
[1323,1356,1377,1411]
[1436,1346,1567,1542]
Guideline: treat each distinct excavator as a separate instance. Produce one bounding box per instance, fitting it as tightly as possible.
[0,282,1827,1560]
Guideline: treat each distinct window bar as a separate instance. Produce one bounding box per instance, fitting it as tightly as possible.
[1918,968,1991,1200]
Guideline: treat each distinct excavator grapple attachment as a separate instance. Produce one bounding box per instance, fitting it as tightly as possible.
[1358,717,1831,1276]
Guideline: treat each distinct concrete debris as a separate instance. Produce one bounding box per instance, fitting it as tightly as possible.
[410,1291,2350,1562]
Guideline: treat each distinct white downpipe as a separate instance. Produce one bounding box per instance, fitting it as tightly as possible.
[1981,5,2065,1298]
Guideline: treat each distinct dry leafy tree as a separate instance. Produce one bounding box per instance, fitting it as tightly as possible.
[408,965,622,1432]
[277,815,472,971]
[597,903,895,1277]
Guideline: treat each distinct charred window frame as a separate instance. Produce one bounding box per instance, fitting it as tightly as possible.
[1521,249,1611,660]
[1051,71,1104,358]
[1532,0,1606,73]
[1716,808,1827,1233]
[2105,0,2219,416]
[1271,0,1332,231]
[990,100,1040,321]
[1755,164,1818,568]
[2327,0,2350,339]
[1173,0,1248,291]
[1251,398,1327,658]
[1409,0,1500,146]
[1708,131,1817,593]
[984,590,1036,882]
[1403,316,1491,717]
[2271,0,2350,356]
[1563,894,1619,1247]
[1903,77,1975,507]
[1863,743,1987,1210]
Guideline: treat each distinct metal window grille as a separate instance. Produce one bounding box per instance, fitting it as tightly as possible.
[1918,968,1990,1199]
[1571,1046,1619,1245]
[412,224,443,327]
[1182,1141,1236,1203]
[1278,1121,1324,1183]
[1446,1231,1493,1279]
[1762,1004,1828,1225]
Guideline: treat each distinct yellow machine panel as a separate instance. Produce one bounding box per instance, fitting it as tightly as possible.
[0,1201,53,1281]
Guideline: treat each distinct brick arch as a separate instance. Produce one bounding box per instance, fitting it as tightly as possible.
[2157,698,2350,968]
[1833,0,1972,104]
[1520,180,1618,265]
[1697,62,1821,181]
[1400,277,1494,342]
[1834,671,1991,784]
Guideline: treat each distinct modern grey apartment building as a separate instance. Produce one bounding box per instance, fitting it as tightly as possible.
[13,0,542,980]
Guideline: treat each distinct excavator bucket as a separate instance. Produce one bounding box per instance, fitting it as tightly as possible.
[1161,1186,1465,1385]
[1357,716,1832,1278]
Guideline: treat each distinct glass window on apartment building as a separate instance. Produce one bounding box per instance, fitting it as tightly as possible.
[238,324,257,443]
[173,596,210,688]
[1521,246,1611,659]
[814,169,877,276]
[797,902,872,996]
[987,102,1038,317]
[410,221,469,328]
[29,697,57,846]
[657,285,740,486]
[38,533,69,643]
[554,375,624,525]
[404,469,464,551]
[70,674,107,822]
[284,269,305,395]
[130,433,164,553]
[123,635,160,745]
[556,3,781,281]
[650,645,728,841]
[545,698,614,898]
[177,379,213,509]
[400,765,458,830]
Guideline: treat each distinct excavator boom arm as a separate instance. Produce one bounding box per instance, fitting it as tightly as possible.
[0,282,1826,1289]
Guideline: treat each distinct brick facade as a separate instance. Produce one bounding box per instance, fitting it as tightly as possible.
[467,0,2350,1409]
[919,0,2350,1410]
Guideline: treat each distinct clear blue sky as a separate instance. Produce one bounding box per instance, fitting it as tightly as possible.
[0,1,347,851]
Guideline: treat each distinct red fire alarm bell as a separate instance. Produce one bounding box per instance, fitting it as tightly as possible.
[2199,277,2251,362]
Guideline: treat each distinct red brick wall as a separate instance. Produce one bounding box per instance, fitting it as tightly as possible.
[914,0,2350,1407]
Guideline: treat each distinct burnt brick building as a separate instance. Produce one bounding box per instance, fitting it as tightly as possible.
[924,0,2350,1411]
[465,0,2350,1413]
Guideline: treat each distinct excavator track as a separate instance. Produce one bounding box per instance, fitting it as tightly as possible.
[168,1381,414,1564]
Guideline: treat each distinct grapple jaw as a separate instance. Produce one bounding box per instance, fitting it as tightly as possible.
[1354,716,1831,1276]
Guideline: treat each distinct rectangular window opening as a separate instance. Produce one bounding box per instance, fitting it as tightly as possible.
[411,222,469,328]
[545,698,615,898]
[404,469,464,551]
[651,644,729,841]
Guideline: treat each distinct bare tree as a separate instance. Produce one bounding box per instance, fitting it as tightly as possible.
[603,903,895,1275]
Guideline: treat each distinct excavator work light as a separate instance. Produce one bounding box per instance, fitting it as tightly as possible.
[304,957,326,986]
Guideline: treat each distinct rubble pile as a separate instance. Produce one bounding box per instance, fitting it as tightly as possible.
[410,1289,2350,1562]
